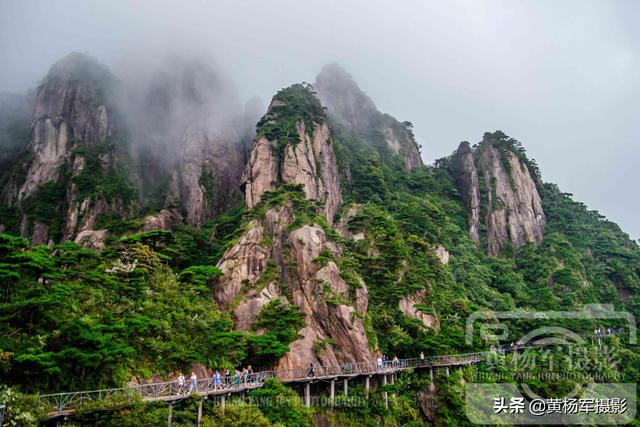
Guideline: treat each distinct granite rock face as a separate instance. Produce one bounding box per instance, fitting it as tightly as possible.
[398,289,440,330]
[16,54,114,202]
[218,86,370,369]
[0,53,255,241]
[1,53,136,243]
[142,209,183,231]
[454,141,481,244]
[74,229,109,250]
[242,86,342,223]
[453,132,546,255]
[214,200,373,374]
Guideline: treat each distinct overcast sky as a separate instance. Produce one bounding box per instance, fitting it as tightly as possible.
[1,0,638,239]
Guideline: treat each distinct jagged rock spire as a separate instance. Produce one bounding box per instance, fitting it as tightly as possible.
[453,131,546,255]
[242,84,341,222]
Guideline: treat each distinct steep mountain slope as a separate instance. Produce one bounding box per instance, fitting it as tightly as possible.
[0,53,137,244]
[315,64,422,170]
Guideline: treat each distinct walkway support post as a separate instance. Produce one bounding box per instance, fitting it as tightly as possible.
[445,367,450,377]
[196,399,203,427]
[305,382,311,407]
[383,375,388,409]
[221,395,226,415]
[343,379,348,397]
[330,379,335,403]
[429,368,435,391]
[365,376,370,398]
[390,373,396,403]
[167,404,172,427]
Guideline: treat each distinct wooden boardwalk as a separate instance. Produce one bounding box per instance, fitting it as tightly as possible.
[38,350,492,417]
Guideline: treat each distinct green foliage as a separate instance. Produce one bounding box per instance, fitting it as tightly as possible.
[72,139,137,205]
[0,386,47,426]
[248,300,305,367]
[312,338,336,356]
[481,130,541,181]
[248,378,312,426]
[0,234,235,392]
[199,167,217,200]
[313,249,336,266]
[209,402,273,427]
[179,265,222,292]
[257,83,326,162]
[20,180,67,240]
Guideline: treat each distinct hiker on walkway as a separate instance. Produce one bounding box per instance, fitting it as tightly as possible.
[420,351,425,365]
[377,356,383,371]
[247,365,253,383]
[177,372,185,395]
[233,369,241,388]
[241,367,249,383]
[392,355,399,367]
[223,369,230,389]
[214,370,221,390]
[188,372,197,393]
[307,363,316,378]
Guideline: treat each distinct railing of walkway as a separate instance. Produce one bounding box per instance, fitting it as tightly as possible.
[37,350,491,415]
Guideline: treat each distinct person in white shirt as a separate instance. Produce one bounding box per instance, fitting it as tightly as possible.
[177,373,185,395]
[188,372,197,393]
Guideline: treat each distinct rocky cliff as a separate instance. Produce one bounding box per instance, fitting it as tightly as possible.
[453,131,546,255]
[1,53,136,244]
[242,84,341,223]
[315,63,422,170]
[454,141,481,244]
[217,84,372,372]
[214,197,373,373]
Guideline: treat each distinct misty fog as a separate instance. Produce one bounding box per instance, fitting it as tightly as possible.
[113,51,248,175]
[0,0,638,238]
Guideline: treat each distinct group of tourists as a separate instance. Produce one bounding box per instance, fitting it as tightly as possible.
[594,327,618,336]
[175,366,255,395]
[376,354,405,370]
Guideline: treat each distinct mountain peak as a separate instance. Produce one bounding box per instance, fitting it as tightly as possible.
[315,64,422,170]
[315,63,377,130]
[243,83,341,222]
[46,52,113,87]
[453,131,546,255]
